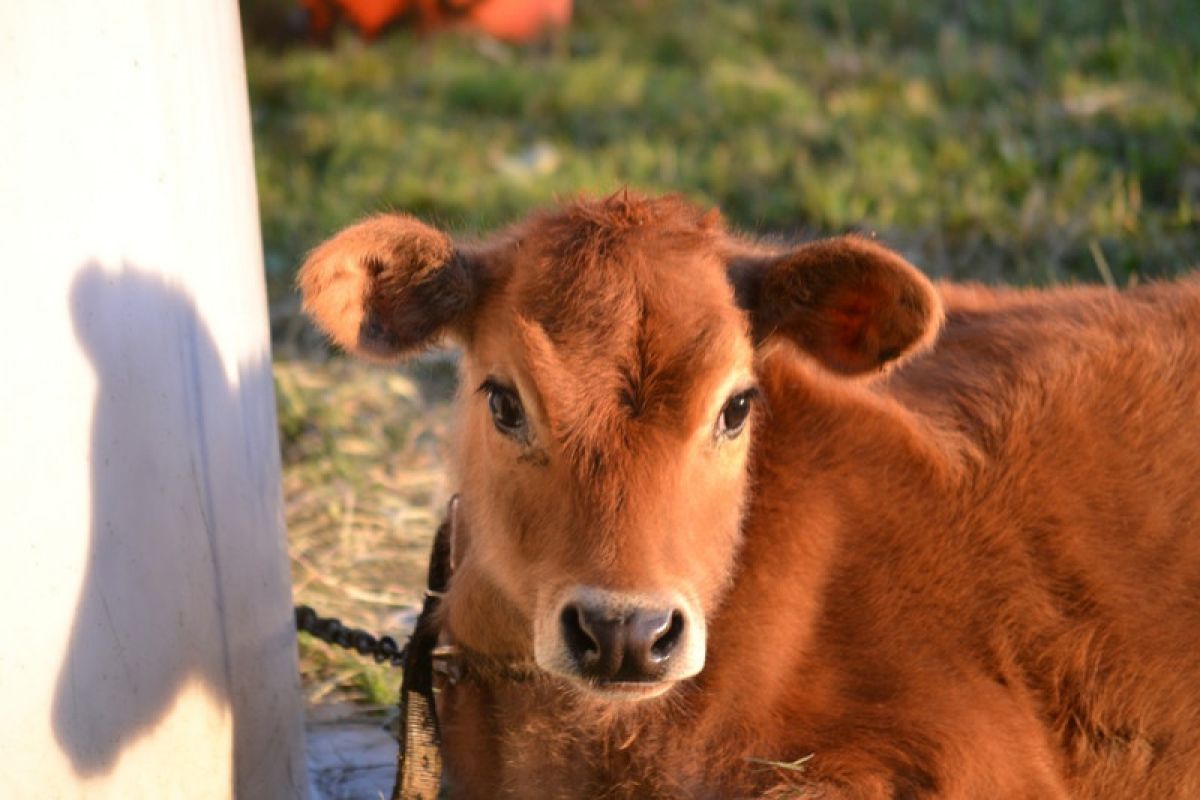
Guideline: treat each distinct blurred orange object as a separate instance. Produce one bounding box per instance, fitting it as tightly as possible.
[302,0,571,42]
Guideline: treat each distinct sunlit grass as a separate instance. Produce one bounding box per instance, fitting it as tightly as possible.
[249,0,1198,308]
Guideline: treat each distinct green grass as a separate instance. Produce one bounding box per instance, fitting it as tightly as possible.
[248,0,1199,307]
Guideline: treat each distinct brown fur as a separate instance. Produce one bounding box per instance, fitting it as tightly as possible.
[299,193,1200,799]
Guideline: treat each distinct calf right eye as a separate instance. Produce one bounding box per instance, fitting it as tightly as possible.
[481,379,527,437]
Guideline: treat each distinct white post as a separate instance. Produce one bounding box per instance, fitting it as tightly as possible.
[0,2,307,797]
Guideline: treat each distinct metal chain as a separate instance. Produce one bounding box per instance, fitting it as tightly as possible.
[294,604,406,667]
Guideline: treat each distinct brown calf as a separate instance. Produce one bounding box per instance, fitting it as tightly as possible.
[300,193,1200,799]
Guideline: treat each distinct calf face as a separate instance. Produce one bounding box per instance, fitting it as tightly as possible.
[299,194,941,698]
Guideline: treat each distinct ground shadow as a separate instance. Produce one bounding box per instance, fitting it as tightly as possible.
[54,264,304,794]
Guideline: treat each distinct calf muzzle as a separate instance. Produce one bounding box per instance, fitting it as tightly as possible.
[560,598,686,683]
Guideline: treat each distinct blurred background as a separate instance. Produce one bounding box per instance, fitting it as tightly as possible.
[244,0,1199,718]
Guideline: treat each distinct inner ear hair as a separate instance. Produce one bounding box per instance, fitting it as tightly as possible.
[298,214,487,362]
[729,235,943,375]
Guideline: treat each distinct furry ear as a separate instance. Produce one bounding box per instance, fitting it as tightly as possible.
[728,236,942,375]
[297,214,486,362]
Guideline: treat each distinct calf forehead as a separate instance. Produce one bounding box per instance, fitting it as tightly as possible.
[513,194,732,334]
[480,196,750,509]
[512,197,743,411]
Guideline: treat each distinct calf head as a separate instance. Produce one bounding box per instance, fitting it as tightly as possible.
[299,194,941,699]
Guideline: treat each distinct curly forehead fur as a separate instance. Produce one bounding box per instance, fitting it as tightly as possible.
[474,194,748,514]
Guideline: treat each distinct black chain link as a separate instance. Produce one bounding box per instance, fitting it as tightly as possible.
[294,604,406,667]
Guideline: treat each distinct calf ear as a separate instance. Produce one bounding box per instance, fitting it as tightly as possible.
[728,236,942,375]
[298,214,485,362]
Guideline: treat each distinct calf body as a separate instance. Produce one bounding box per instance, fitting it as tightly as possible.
[300,194,1200,798]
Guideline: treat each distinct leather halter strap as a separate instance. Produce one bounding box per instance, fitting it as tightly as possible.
[392,496,541,798]
[391,498,456,800]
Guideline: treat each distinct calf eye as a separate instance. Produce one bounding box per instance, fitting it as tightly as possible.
[717,388,758,439]
[482,380,527,437]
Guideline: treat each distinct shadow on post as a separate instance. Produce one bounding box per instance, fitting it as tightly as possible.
[53,263,303,795]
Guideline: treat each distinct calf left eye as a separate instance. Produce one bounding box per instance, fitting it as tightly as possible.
[480,378,527,438]
[717,388,758,439]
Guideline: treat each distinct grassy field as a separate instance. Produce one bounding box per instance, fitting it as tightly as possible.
[250,0,1199,309]
[247,0,1200,711]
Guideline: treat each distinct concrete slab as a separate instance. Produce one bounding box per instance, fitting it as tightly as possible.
[307,720,397,800]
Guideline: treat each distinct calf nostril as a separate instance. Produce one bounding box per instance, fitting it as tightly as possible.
[650,610,685,661]
[560,604,599,661]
